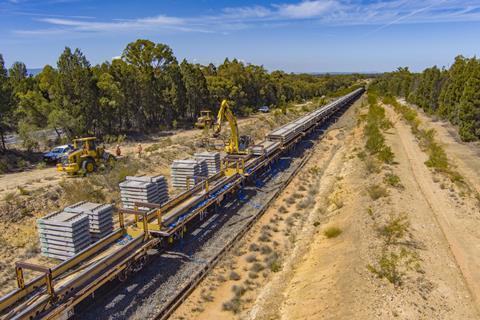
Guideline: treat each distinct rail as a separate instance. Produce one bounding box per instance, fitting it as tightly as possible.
[0,87,364,320]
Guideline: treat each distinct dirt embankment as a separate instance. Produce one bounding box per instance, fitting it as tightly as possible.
[171,96,480,320]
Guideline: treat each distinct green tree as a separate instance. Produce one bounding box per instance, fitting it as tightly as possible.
[180,60,210,122]
[458,62,480,141]
[51,47,98,137]
[0,54,12,151]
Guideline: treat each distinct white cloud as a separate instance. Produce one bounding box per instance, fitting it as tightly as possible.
[13,0,480,36]
[276,0,337,18]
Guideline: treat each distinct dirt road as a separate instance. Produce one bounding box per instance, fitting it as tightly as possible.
[0,116,259,199]
[400,99,480,195]
[385,105,480,310]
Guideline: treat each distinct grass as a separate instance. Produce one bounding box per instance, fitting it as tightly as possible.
[3,192,16,203]
[367,184,389,200]
[59,179,106,204]
[17,186,30,196]
[330,194,344,209]
[324,226,342,238]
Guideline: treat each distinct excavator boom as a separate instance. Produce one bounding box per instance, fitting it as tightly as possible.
[214,99,241,154]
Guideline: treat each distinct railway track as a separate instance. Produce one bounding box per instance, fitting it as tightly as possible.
[0,88,364,320]
[78,114,339,320]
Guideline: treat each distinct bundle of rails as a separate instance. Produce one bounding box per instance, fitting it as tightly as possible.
[0,88,364,320]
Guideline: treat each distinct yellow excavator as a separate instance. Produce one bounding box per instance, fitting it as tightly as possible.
[206,100,252,176]
[213,99,252,155]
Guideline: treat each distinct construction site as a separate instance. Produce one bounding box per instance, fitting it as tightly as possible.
[1,3,480,318]
[0,79,480,320]
[0,88,365,319]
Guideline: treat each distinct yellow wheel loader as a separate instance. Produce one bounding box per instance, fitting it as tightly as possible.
[57,137,115,175]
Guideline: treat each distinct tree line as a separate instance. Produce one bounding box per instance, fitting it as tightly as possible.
[371,55,480,141]
[0,39,362,151]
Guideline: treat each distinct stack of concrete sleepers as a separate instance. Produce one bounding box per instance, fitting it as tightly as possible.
[251,140,281,156]
[119,175,169,210]
[65,202,114,242]
[171,159,204,190]
[194,152,221,176]
[292,112,317,131]
[267,122,301,144]
[37,210,91,260]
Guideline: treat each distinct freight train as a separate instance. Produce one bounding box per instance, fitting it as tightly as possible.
[0,87,364,320]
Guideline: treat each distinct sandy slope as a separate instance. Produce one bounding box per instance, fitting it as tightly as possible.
[170,98,480,320]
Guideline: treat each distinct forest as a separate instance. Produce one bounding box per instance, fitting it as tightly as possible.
[372,55,480,142]
[0,39,362,152]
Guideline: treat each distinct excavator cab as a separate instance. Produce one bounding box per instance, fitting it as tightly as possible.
[239,135,252,151]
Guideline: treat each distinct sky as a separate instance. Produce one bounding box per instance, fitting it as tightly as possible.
[0,0,479,73]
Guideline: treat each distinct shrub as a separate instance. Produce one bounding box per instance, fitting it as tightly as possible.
[232,284,246,297]
[378,213,409,245]
[258,231,271,242]
[368,248,420,287]
[260,245,272,255]
[357,151,367,160]
[324,226,342,238]
[367,184,388,200]
[425,143,448,171]
[229,271,241,281]
[264,252,282,272]
[378,146,395,164]
[250,262,265,272]
[245,254,257,263]
[296,196,314,209]
[2,192,16,203]
[285,196,296,205]
[365,157,381,175]
[249,243,260,252]
[222,298,241,313]
[384,173,402,188]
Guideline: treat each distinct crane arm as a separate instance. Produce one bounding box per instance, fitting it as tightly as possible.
[214,99,239,154]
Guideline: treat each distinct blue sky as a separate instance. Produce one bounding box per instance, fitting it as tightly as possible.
[0,0,479,72]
